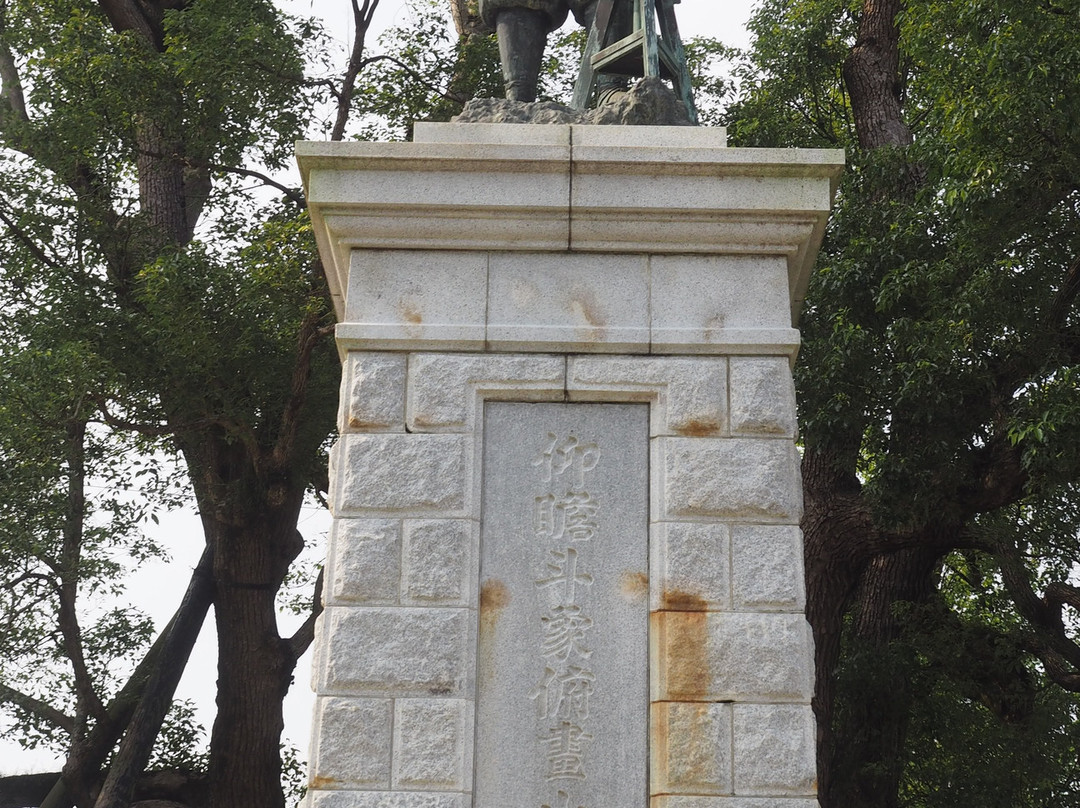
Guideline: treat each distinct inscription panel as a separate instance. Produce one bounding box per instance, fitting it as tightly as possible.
[476,403,649,808]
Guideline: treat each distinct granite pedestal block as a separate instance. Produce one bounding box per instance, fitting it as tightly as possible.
[299,124,842,808]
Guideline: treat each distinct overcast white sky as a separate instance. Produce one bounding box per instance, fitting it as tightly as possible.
[1,0,758,781]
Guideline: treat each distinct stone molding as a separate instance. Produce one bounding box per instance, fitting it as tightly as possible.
[298,124,844,332]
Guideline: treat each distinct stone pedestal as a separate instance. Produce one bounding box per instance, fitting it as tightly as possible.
[298,123,843,808]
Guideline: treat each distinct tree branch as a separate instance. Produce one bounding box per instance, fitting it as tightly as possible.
[270,313,334,472]
[0,203,63,269]
[286,567,324,662]
[331,0,381,141]
[194,161,305,208]
[0,682,76,734]
[58,416,111,729]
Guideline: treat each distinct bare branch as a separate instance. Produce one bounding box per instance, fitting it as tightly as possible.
[331,0,381,141]
[286,566,324,662]
[198,161,306,208]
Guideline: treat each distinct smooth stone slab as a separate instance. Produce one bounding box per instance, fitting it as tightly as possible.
[476,402,649,808]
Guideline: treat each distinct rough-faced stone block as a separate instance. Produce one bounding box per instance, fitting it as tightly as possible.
[651,612,814,702]
[731,526,805,611]
[343,250,487,350]
[652,523,730,611]
[487,252,650,352]
[650,799,819,808]
[406,354,566,432]
[309,697,392,790]
[654,438,802,521]
[340,353,407,433]
[308,792,467,808]
[650,256,792,353]
[402,520,475,606]
[321,607,474,697]
[567,356,728,437]
[729,357,797,437]
[336,434,470,517]
[733,704,817,796]
[328,519,401,605]
[652,702,733,795]
[392,699,474,790]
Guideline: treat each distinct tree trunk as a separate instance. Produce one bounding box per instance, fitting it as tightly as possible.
[191,438,307,808]
[825,548,939,808]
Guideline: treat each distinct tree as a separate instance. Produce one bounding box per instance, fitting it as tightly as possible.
[0,1,382,805]
[726,0,1080,805]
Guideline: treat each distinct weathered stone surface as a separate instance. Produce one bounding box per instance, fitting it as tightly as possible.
[401,520,475,606]
[321,607,473,697]
[651,799,819,808]
[393,699,474,790]
[452,79,692,126]
[733,704,817,796]
[487,252,650,353]
[731,526,806,611]
[729,357,797,437]
[328,519,401,605]
[453,98,587,125]
[341,353,406,433]
[406,354,566,432]
[652,612,814,702]
[655,438,802,521]
[650,256,793,354]
[588,78,694,126]
[652,522,730,612]
[652,702,733,795]
[475,402,650,808]
[568,356,728,437]
[336,434,470,516]
[344,250,487,350]
[309,697,392,789]
[308,792,466,808]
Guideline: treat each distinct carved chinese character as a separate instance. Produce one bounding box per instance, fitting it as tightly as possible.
[530,665,596,720]
[535,492,599,542]
[534,433,600,487]
[535,547,594,604]
[541,721,592,780]
[539,604,593,662]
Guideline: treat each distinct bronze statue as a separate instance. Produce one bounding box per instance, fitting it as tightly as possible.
[480,0,631,102]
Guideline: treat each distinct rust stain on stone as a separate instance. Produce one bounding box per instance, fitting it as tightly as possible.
[347,417,387,431]
[661,588,708,611]
[653,609,711,700]
[400,304,423,325]
[619,570,649,602]
[570,293,607,342]
[310,776,339,790]
[479,578,510,637]
[674,418,723,438]
[478,578,510,686]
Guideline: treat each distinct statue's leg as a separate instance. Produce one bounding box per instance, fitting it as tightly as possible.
[495,8,550,102]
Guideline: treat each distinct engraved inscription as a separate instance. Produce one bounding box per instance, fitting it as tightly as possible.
[476,403,647,808]
[532,433,601,806]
